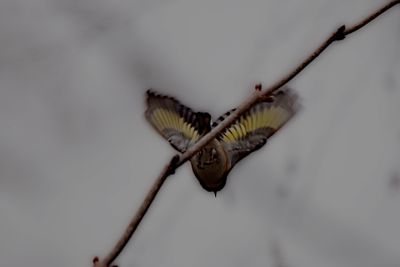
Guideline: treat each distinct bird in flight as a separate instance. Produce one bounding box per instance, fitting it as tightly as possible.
[145,88,299,195]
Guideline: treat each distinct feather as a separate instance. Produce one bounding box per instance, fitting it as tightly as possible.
[145,90,211,153]
[215,87,299,169]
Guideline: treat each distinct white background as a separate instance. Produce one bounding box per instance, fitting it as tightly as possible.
[0,0,399,266]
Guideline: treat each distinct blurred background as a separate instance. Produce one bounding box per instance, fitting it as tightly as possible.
[0,0,399,266]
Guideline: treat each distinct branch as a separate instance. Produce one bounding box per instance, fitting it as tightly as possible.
[92,1,399,266]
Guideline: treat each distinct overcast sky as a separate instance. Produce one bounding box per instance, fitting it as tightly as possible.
[0,0,399,267]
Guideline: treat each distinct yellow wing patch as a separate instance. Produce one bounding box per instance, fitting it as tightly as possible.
[152,108,199,141]
[221,105,290,143]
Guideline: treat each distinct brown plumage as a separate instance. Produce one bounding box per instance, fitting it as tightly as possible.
[145,89,299,194]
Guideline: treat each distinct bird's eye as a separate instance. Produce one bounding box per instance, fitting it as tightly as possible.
[211,148,217,160]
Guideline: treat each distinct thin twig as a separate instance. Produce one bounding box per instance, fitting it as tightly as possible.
[344,0,400,35]
[92,1,399,266]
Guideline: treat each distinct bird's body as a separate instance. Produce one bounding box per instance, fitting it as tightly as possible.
[190,139,229,192]
[145,88,299,194]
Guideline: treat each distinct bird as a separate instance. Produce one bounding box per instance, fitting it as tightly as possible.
[145,88,299,195]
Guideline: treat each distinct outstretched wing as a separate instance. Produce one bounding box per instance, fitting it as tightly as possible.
[145,90,211,153]
[215,88,299,169]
